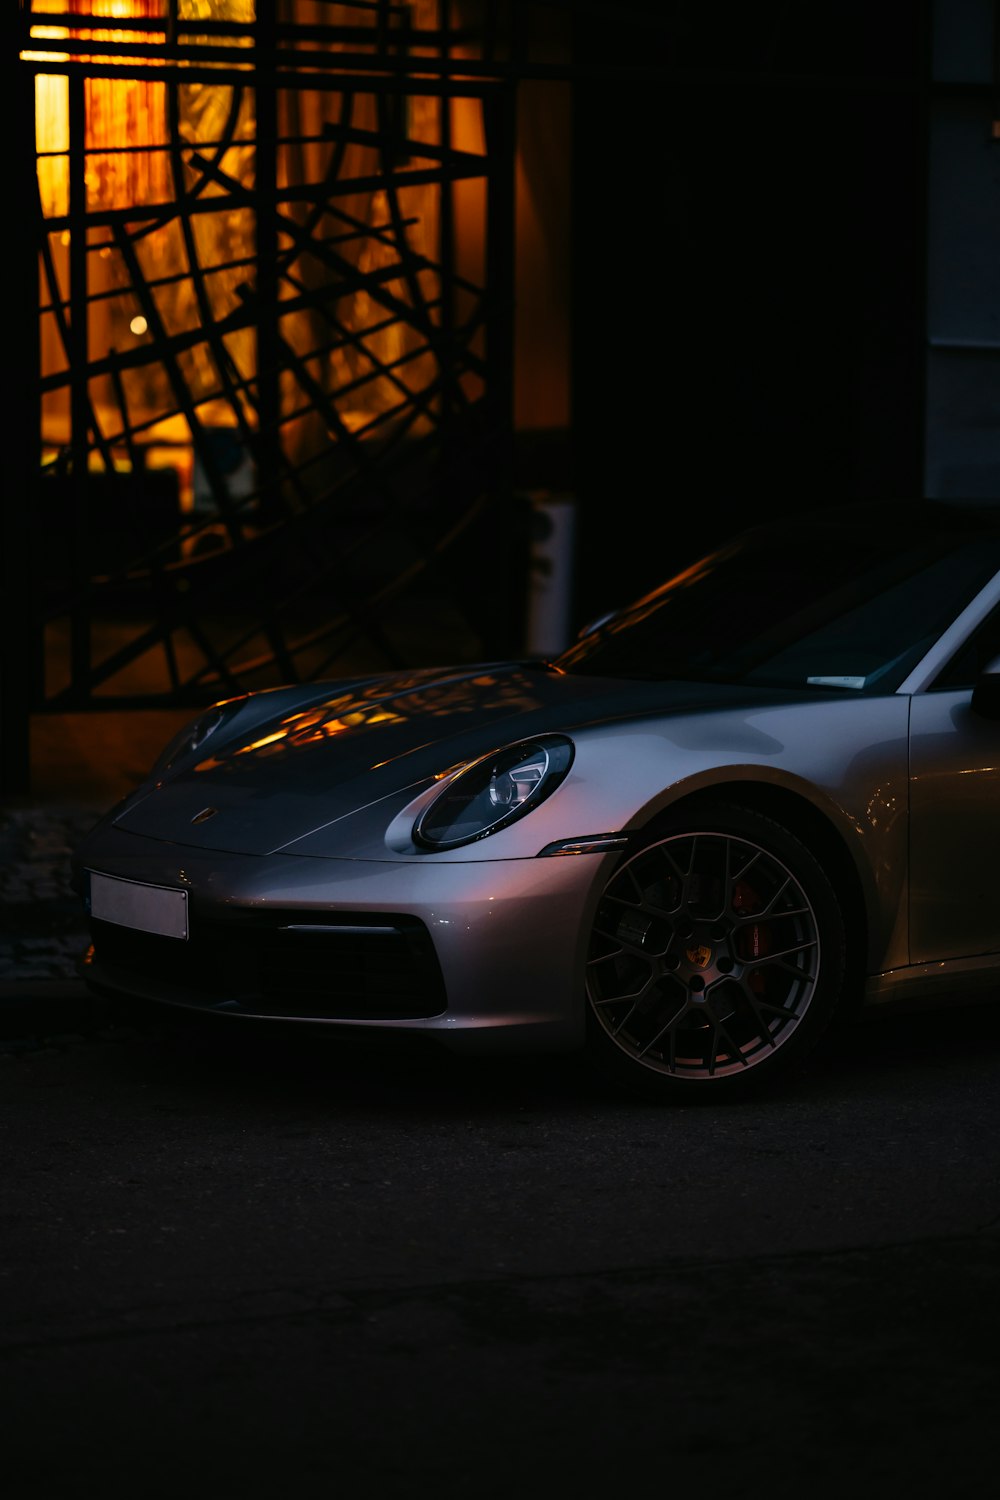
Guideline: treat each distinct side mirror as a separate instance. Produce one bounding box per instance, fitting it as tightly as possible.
[970,655,1000,720]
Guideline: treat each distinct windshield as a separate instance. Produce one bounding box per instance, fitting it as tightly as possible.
[556,505,1000,692]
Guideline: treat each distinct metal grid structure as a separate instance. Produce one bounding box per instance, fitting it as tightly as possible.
[10,1,519,767]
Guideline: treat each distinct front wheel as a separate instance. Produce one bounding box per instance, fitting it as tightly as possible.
[584,802,847,1100]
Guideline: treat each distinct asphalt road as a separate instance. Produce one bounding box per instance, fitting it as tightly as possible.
[2,996,999,1498]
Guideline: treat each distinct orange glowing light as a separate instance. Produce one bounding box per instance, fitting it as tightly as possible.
[285,719,350,747]
[235,730,288,755]
[30,1,172,217]
[30,2,257,220]
[284,708,326,731]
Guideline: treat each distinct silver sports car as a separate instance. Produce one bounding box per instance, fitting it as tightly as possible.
[72,500,1000,1098]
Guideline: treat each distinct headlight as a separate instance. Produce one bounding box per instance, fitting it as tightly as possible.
[151,698,245,777]
[414,735,574,850]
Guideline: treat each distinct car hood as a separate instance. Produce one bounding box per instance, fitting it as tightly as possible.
[109,662,832,856]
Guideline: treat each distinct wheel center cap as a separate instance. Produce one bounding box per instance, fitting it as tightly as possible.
[685,942,713,970]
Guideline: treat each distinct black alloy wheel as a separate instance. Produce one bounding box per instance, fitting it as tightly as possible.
[585,802,847,1098]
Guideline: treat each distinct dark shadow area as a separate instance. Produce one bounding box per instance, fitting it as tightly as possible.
[12,985,1000,1118]
[570,1,927,626]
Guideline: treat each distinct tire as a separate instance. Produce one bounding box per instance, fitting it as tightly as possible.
[584,801,847,1100]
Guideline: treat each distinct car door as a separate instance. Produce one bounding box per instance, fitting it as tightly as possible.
[908,603,1000,964]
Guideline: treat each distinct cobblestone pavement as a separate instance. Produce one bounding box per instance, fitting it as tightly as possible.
[0,802,102,984]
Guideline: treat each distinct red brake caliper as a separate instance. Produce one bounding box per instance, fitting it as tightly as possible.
[732,880,771,993]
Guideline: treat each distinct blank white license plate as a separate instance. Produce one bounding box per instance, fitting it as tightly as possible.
[88,871,188,940]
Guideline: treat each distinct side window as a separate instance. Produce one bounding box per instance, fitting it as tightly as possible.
[933,603,1000,690]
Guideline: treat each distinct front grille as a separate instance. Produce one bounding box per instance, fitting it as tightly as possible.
[89,909,447,1020]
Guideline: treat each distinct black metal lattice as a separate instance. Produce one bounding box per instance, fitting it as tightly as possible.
[13,1,519,724]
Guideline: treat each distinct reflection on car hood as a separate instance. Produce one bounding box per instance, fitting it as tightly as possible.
[111,662,828,855]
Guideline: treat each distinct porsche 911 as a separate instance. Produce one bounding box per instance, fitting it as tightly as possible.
[72,500,1000,1098]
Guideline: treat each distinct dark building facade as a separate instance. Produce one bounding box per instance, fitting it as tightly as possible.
[570,0,1000,619]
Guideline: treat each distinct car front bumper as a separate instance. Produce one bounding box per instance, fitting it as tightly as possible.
[74,825,610,1055]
